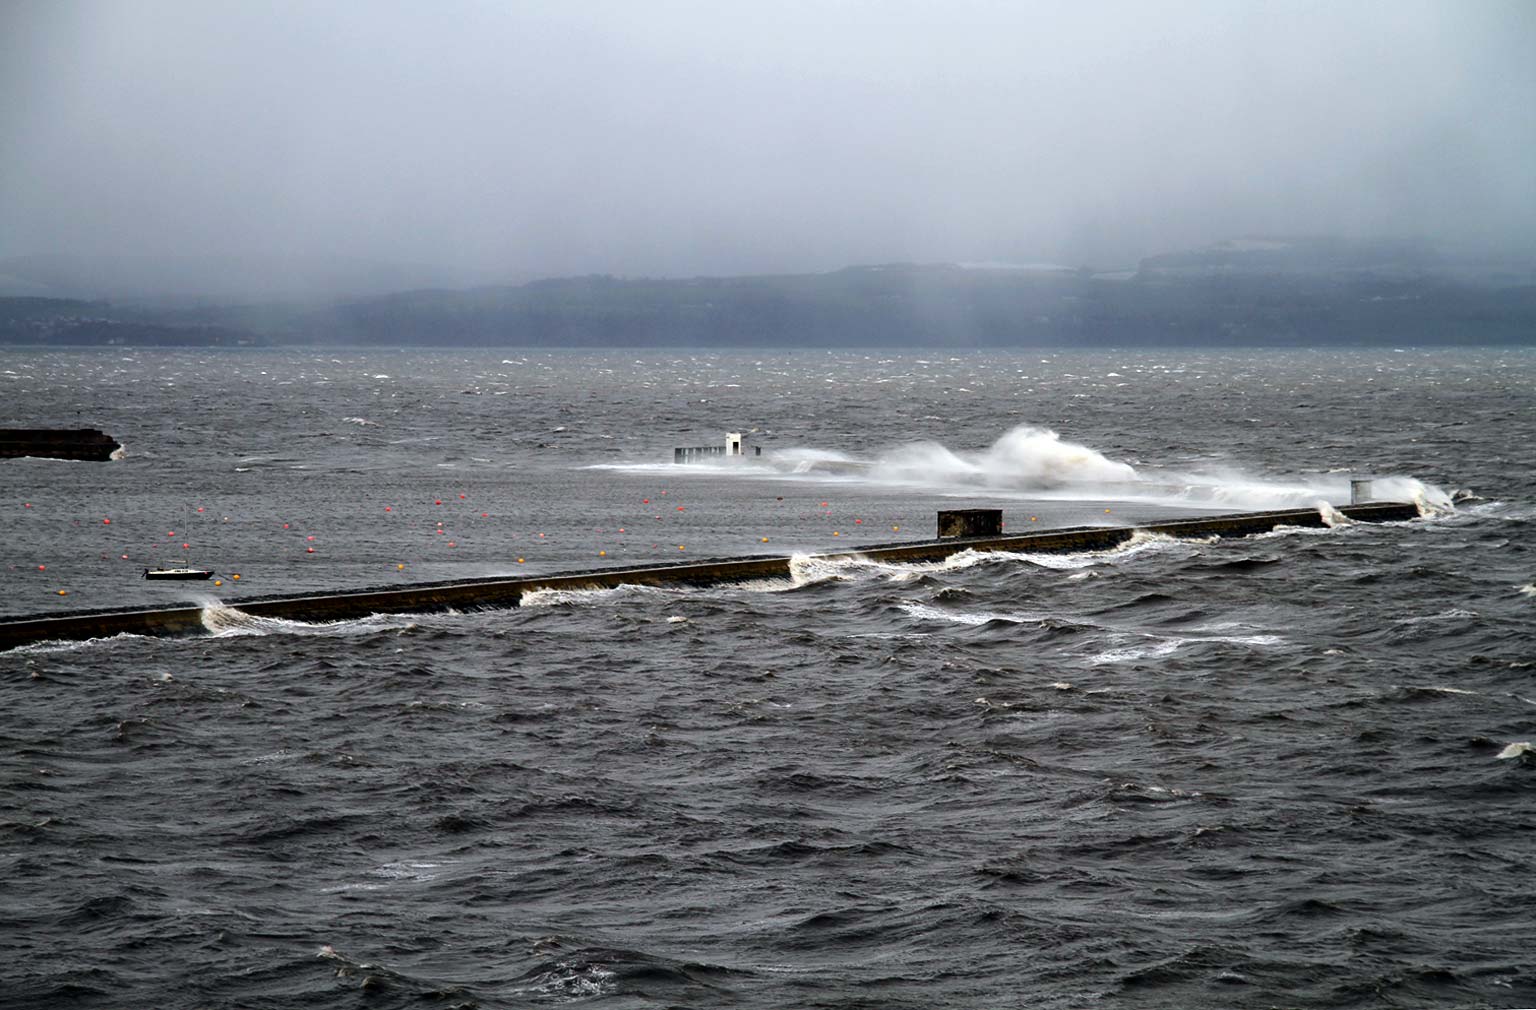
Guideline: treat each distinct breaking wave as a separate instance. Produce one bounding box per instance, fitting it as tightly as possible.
[647,424,1453,512]
[199,604,422,638]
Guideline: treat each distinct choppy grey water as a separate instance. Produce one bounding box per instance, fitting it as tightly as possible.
[2,348,1533,1009]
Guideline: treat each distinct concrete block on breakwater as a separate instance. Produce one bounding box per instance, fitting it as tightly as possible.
[0,501,1420,651]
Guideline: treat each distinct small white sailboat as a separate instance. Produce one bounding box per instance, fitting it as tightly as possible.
[143,566,214,581]
[144,504,215,580]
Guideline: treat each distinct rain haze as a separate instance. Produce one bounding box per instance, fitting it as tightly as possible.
[2,0,1534,289]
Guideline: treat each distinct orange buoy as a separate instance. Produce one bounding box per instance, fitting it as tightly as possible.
[598,550,607,556]
[56,589,67,595]
[760,537,769,542]
[231,574,240,580]
[397,564,405,570]
[517,557,525,563]
[678,545,685,551]
[892,526,900,531]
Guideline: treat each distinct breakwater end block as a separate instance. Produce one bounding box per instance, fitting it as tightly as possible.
[938,509,1003,538]
[0,428,122,461]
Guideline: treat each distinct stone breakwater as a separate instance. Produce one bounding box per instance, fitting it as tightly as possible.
[0,502,1419,651]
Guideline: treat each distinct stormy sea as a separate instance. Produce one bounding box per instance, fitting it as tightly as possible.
[2,347,1533,1009]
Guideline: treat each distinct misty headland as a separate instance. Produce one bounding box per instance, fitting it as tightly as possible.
[2,235,1533,349]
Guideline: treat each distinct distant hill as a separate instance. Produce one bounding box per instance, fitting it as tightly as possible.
[292,254,1536,347]
[1,239,1532,348]
[0,296,266,347]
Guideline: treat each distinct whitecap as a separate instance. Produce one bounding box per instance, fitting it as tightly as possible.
[199,604,421,638]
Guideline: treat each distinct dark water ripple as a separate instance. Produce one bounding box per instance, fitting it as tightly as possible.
[3,348,1535,1007]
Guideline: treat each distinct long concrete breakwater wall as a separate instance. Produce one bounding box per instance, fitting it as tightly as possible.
[0,502,1420,652]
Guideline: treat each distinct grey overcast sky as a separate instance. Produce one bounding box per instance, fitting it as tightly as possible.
[1,0,1532,282]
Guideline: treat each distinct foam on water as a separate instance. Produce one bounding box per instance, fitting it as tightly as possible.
[897,601,1049,626]
[199,603,421,638]
[519,584,675,607]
